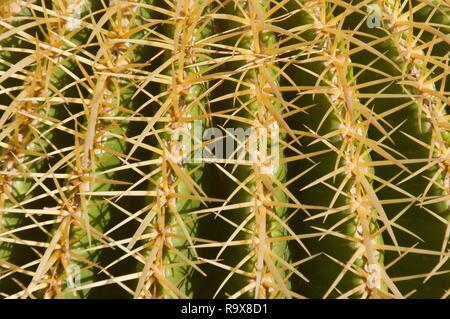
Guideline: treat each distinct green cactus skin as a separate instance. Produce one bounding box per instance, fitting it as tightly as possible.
[340,0,449,298]
[0,4,38,260]
[0,0,96,296]
[0,0,448,299]
[278,0,390,299]
[56,0,157,298]
[0,3,37,116]
[132,0,212,299]
[207,0,293,299]
[1,0,111,298]
[0,2,40,296]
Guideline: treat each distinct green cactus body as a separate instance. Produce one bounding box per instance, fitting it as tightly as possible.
[278,0,390,298]
[130,0,213,299]
[339,0,449,298]
[0,0,98,296]
[207,0,293,299]
[0,3,37,115]
[381,0,449,298]
[0,1,39,269]
[2,0,115,298]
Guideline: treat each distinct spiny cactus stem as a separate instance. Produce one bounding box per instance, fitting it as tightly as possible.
[54,0,155,298]
[0,0,23,19]
[0,5,62,293]
[1,0,449,300]
[382,2,449,222]
[340,0,449,298]
[383,0,449,262]
[314,7,387,297]
[19,0,144,298]
[15,0,101,299]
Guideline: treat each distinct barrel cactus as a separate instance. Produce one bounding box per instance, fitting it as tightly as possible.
[0,0,448,299]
